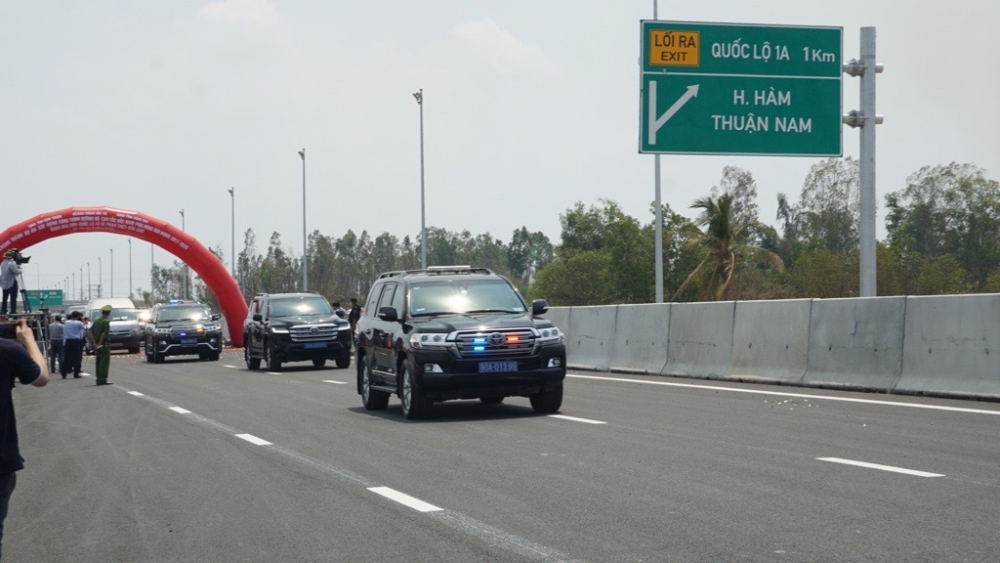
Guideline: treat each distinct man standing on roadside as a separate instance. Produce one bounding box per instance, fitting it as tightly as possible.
[47,315,64,377]
[90,305,113,386]
[348,297,362,334]
[0,319,50,559]
[0,252,20,316]
[62,312,86,379]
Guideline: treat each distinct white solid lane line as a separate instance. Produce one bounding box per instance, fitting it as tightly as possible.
[236,433,272,446]
[128,391,144,396]
[322,380,347,385]
[549,414,607,425]
[818,457,944,477]
[569,374,1000,416]
[368,486,442,513]
[169,406,192,414]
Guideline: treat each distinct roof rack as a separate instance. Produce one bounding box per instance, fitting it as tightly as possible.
[377,266,494,279]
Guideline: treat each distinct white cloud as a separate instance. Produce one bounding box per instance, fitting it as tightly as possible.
[197,0,281,30]
[449,19,556,75]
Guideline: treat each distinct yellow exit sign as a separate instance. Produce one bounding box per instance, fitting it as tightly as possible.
[648,30,700,67]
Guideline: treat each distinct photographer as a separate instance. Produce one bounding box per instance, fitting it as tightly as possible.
[0,251,20,316]
[0,319,49,559]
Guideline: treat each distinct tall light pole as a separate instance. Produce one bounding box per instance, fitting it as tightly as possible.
[652,0,664,303]
[110,247,114,297]
[128,238,133,299]
[98,256,102,298]
[179,209,187,299]
[413,88,427,269]
[228,187,236,283]
[298,149,307,291]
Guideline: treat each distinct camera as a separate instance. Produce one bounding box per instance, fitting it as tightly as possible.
[0,321,16,340]
[8,249,30,265]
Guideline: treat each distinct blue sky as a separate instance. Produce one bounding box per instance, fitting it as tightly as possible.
[2,0,998,298]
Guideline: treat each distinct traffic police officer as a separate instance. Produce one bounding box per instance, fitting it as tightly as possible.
[90,305,113,386]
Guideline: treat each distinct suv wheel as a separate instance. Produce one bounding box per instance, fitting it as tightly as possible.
[153,349,165,364]
[312,358,326,368]
[360,358,389,410]
[400,362,430,419]
[244,339,261,370]
[529,384,563,414]
[264,341,282,371]
[335,354,350,369]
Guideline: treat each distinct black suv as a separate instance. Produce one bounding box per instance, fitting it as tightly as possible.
[356,266,566,419]
[243,292,353,371]
[145,300,222,363]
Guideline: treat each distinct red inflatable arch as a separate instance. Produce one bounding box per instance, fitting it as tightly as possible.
[0,207,248,347]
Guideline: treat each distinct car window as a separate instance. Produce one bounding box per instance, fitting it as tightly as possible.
[377,284,396,312]
[365,284,384,318]
[158,306,210,322]
[409,279,526,316]
[391,282,406,314]
[268,297,333,318]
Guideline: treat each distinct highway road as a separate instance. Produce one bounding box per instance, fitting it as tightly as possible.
[6,351,999,562]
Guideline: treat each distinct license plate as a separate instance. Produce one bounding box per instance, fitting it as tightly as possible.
[479,361,517,373]
[180,338,197,345]
[304,342,328,349]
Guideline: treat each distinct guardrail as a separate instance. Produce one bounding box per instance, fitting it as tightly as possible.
[551,294,1000,401]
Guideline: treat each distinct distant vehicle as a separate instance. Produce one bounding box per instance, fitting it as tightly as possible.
[243,292,353,371]
[145,300,222,363]
[86,297,141,353]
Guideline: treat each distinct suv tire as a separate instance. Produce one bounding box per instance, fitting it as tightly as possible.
[400,362,430,420]
[153,349,165,364]
[360,358,389,410]
[244,340,261,370]
[335,354,351,369]
[264,341,282,371]
[312,358,326,368]
[529,383,563,414]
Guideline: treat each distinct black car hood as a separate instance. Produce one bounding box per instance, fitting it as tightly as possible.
[267,316,347,328]
[411,312,551,333]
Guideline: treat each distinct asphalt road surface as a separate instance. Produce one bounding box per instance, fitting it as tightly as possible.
[6,350,999,562]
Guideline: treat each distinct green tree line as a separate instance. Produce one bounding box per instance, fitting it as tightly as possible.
[135,160,1000,308]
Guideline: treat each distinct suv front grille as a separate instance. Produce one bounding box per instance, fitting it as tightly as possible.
[289,324,338,342]
[170,326,202,336]
[454,329,536,359]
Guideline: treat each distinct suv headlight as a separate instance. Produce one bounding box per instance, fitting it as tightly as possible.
[270,326,289,334]
[537,327,564,344]
[410,333,450,349]
[155,327,171,335]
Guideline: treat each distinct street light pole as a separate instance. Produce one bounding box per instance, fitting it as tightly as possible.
[87,262,91,300]
[98,257,102,298]
[128,238,132,299]
[228,187,236,283]
[298,149,307,291]
[413,88,427,269]
[110,248,114,297]
[179,209,187,299]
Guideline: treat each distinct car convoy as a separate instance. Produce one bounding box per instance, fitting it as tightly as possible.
[80,266,567,419]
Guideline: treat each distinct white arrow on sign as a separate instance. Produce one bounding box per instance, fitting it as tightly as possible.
[648,83,699,145]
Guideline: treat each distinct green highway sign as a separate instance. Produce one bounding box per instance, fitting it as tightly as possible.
[26,289,63,308]
[640,21,843,156]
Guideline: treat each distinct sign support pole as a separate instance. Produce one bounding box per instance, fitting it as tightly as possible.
[858,27,877,297]
[652,0,664,304]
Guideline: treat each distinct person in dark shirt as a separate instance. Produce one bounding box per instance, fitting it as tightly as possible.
[348,297,362,332]
[0,319,49,559]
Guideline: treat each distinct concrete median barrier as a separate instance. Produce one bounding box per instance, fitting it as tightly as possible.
[610,303,670,374]
[665,301,734,379]
[803,297,904,391]
[565,305,618,371]
[730,299,811,384]
[895,295,1000,398]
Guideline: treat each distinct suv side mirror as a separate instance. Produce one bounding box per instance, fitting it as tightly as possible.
[532,299,550,315]
[378,306,399,322]
[212,314,221,321]
[253,314,263,322]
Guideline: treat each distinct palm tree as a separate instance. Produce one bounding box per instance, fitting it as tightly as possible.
[672,193,783,301]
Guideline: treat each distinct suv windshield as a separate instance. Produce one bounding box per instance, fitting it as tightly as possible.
[269,297,333,318]
[92,308,139,321]
[409,279,526,316]
[158,306,211,322]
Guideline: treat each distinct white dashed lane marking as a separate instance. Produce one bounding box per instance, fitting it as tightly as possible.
[548,414,607,425]
[169,407,192,414]
[368,486,442,512]
[223,364,238,369]
[322,380,348,385]
[818,457,944,477]
[236,433,272,446]
[128,391,144,396]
